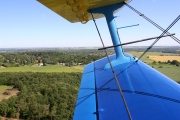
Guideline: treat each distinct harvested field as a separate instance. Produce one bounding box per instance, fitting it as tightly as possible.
[149,56,180,62]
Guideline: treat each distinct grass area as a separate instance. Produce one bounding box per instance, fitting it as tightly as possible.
[71,65,85,71]
[0,85,12,93]
[148,63,180,82]
[0,85,13,101]
[0,65,84,73]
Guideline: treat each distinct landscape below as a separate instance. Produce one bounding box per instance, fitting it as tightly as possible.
[0,47,179,119]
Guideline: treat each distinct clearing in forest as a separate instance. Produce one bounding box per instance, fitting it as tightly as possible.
[0,85,20,102]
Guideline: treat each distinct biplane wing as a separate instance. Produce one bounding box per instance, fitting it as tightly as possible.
[74,54,180,120]
[37,0,130,23]
[37,0,180,119]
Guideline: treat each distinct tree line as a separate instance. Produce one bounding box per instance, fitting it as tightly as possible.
[1,47,179,68]
[151,60,180,66]
[0,51,108,67]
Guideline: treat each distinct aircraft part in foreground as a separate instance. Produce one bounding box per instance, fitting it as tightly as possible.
[37,0,130,23]
[73,54,180,120]
[36,0,180,119]
[66,0,89,24]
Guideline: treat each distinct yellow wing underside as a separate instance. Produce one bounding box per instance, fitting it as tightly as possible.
[37,0,130,23]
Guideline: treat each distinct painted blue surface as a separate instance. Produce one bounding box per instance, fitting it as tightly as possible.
[73,62,97,120]
[90,4,132,67]
[74,53,180,120]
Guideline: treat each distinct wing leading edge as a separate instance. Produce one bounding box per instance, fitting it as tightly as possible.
[73,53,180,120]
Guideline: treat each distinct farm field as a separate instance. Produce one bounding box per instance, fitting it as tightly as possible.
[149,56,180,62]
[127,51,160,63]
[0,64,83,73]
[127,51,180,63]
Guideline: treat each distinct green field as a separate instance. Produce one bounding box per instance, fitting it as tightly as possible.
[0,65,84,73]
[148,63,180,82]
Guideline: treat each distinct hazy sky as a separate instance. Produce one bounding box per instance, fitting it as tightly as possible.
[0,0,180,48]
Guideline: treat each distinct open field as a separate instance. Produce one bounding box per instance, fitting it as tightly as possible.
[149,56,180,62]
[128,51,180,62]
[127,52,161,63]
[0,65,84,73]
[71,65,85,71]
[148,64,180,82]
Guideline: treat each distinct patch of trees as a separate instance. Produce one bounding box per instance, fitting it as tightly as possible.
[152,60,179,66]
[0,72,81,120]
[170,60,180,66]
[0,51,108,67]
[123,46,180,53]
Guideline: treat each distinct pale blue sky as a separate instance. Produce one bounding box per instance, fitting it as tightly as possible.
[0,0,180,48]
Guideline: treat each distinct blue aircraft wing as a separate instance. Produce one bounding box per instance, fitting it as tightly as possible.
[73,53,180,120]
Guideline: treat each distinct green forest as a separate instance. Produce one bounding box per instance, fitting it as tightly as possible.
[0,51,106,68]
[0,72,81,120]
